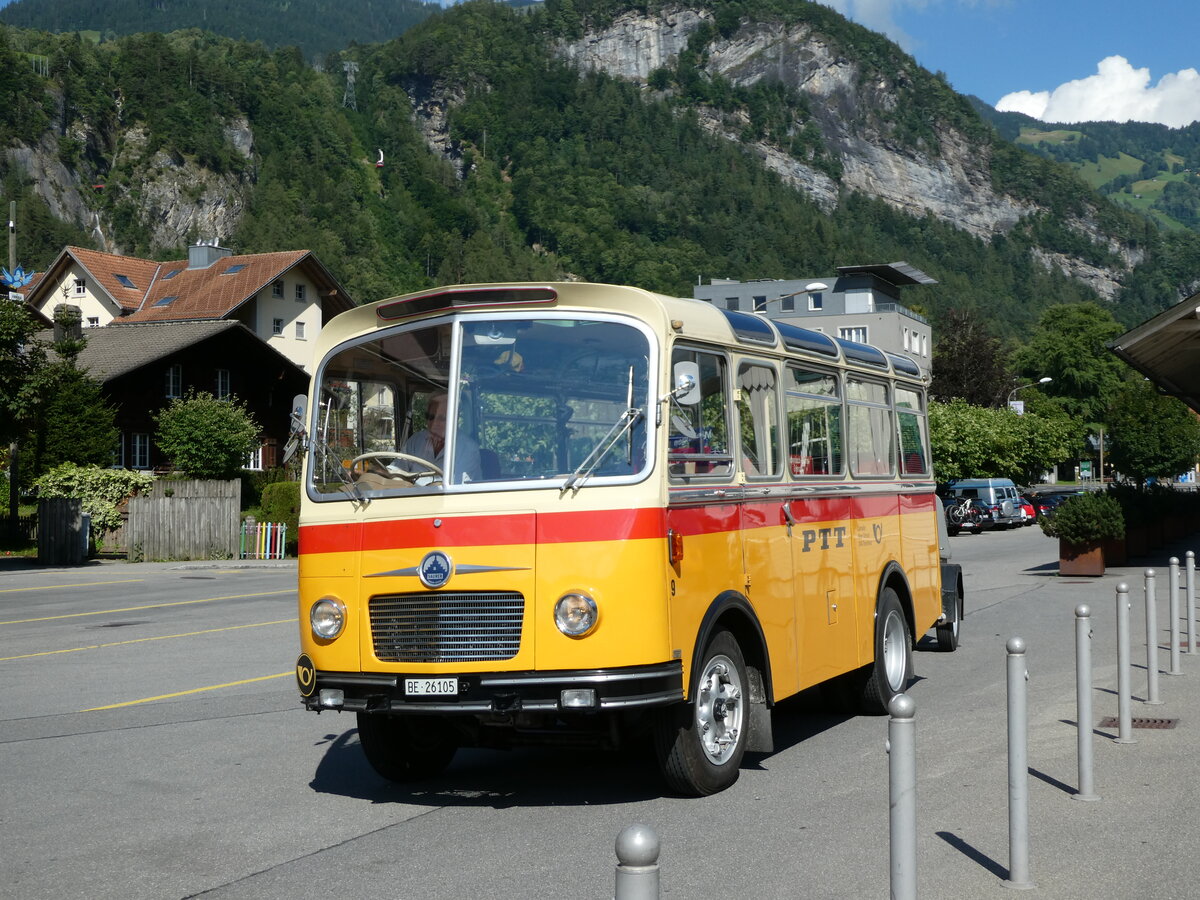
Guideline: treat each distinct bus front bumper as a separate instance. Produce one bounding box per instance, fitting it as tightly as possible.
[296,658,684,715]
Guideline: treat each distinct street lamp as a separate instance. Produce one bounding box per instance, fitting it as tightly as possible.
[755,281,829,316]
[1008,376,1052,408]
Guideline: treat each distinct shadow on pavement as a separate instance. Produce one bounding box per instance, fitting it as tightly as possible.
[935,830,1008,880]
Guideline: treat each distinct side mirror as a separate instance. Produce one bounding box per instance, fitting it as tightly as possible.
[289,394,307,433]
[672,361,701,406]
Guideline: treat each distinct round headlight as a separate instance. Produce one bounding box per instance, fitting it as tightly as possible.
[554,592,598,637]
[310,596,346,640]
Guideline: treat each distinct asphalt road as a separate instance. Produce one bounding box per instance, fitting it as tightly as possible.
[3,524,1200,899]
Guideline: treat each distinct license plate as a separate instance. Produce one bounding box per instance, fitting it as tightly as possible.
[405,678,458,697]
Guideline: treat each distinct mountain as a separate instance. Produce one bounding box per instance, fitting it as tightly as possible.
[0,0,441,60]
[2,0,1199,341]
[972,98,1200,235]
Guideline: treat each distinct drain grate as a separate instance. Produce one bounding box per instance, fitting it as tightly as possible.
[1098,716,1178,729]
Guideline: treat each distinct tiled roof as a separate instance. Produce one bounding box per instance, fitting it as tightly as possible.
[122,249,312,323]
[39,320,267,381]
[37,245,353,324]
[67,246,163,311]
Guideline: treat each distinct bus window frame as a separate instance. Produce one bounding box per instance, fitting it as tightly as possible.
[784,361,845,480]
[668,344,735,485]
[894,383,931,478]
[734,357,784,482]
[845,374,896,479]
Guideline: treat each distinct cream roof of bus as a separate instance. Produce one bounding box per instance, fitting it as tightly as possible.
[315,281,924,381]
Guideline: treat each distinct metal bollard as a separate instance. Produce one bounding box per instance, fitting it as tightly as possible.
[1006,637,1035,889]
[1115,583,1135,744]
[1144,569,1162,705]
[1187,551,1197,656]
[887,693,917,900]
[1169,558,1182,676]
[1074,606,1099,802]
[614,824,659,900]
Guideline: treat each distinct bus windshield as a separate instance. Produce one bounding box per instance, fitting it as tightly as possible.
[309,315,653,498]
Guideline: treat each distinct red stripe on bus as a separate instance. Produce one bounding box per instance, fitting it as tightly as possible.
[299,508,666,554]
[299,493,938,554]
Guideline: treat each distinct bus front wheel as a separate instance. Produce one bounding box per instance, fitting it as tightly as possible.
[859,588,914,714]
[654,629,749,796]
[356,712,457,783]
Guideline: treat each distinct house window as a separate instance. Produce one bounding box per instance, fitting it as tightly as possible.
[165,364,182,398]
[73,278,86,296]
[753,295,768,312]
[808,293,823,311]
[115,274,135,288]
[839,326,868,344]
[781,295,795,312]
[222,264,246,275]
[295,283,306,302]
[272,280,284,298]
[131,433,151,470]
[272,318,283,335]
[86,317,99,327]
[903,328,911,351]
[295,321,307,340]
[216,368,231,399]
[725,296,739,311]
[245,445,263,471]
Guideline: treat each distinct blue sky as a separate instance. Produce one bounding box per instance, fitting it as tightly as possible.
[825,0,1200,126]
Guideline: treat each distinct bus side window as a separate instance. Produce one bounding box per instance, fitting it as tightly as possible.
[669,347,733,479]
[895,386,929,476]
[785,365,842,477]
[737,363,781,479]
[846,377,895,477]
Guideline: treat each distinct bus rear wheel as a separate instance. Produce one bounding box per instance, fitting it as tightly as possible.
[356,712,458,783]
[654,629,749,796]
[858,588,914,714]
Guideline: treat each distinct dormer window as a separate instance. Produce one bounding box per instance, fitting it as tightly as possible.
[222,264,246,275]
[115,274,135,288]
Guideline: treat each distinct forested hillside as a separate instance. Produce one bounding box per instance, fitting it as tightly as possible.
[1,0,1199,341]
[0,0,440,59]
[974,99,1200,235]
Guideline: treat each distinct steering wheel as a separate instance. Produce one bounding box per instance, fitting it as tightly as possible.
[349,451,444,482]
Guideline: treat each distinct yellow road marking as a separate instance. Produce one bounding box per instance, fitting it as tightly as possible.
[0,578,145,595]
[84,672,293,711]
[0,619,296,661]
[0,589,293,625]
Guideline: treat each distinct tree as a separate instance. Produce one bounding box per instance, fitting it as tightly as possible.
[27,366,119,478]
[1105,380,1200,487]
[929,398,1078,484]
[930,308,1012,406]
[155,390,261,480]
[0,300,48,448]
[1010,303,1130,424]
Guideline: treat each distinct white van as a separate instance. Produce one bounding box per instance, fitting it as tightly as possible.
[948,478,1023,529]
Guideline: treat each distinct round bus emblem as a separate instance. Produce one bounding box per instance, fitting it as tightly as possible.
[418,550,454,589]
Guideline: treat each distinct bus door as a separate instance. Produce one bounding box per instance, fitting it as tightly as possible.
[784,365,857,687]
[733,361,799,697]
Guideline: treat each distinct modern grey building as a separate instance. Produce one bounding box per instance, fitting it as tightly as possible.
[692,262,936,376]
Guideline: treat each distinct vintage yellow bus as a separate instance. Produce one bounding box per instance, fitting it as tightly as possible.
[294,281,963,796]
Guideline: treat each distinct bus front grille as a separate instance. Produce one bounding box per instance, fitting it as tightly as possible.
[368,591,525,662]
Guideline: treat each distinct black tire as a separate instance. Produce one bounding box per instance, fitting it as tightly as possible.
[947,526,960,536]
[936,593,962,652]
[858,588,914,714]
[654,629,749,796]
[356,712,458,783]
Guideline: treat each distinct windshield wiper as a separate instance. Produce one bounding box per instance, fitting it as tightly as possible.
[561,405,643,495]
[562,366,643,495]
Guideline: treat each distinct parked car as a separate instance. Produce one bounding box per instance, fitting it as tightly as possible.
[943,496,983,536]
[970,498,997,530]
[946,478,1023,529]
[1018,494,1038,525]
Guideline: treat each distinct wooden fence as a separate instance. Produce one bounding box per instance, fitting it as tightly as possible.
[125,480,241,561]
[37,498,86,565]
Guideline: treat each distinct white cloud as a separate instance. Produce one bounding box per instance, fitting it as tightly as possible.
[996,56,1200,128]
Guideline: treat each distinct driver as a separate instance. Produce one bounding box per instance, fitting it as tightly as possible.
[402,392,482,482]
